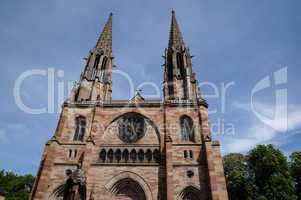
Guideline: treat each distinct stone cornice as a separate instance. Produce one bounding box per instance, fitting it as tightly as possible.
[91,163,160,167]
[63,98,208,108]
[98,144,160,148]
[172,143,202,147]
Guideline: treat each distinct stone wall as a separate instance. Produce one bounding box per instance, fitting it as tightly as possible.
[30,101,228,200]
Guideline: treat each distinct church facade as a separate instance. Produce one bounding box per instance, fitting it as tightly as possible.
[30,12,228,200]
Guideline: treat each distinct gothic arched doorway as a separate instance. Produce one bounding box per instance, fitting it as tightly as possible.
[178,186,203,200]
[111,178,146,200]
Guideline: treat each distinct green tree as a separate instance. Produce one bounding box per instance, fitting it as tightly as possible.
[0,170,35,200]
[223,153,256,200]
[290,152,301,200]
[247,144,297,200]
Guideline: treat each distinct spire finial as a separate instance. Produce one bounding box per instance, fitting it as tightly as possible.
[95,13,112,54]
[168,10,185,49]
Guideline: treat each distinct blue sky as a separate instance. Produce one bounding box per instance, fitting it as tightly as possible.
[0,0,300,175]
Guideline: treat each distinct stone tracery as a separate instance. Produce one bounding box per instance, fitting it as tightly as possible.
[98,148,160,164]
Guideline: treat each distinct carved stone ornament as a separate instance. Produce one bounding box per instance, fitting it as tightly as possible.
[118,113,146,143]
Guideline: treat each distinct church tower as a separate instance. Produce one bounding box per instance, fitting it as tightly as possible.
[30,12,228,200]
[70,13,113,102]
[163,11,199,101]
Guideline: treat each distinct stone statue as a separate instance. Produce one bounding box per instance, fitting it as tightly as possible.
[63,168,86,200]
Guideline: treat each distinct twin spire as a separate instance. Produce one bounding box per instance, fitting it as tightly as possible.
[75,11,196,102]
[95,11,185,53]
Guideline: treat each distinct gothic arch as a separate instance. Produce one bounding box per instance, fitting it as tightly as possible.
[177,185,203,200]
[73,115,86,141]
[92,54,101,79]
[176,52,185,78]
[100,56,108,82]
[49,184,64,200]
[179,115,195,142]
[105,112,161,144]
[105,171,153,200]
[167,53,173,81]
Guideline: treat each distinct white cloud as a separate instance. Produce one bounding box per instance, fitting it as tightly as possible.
[224,101,301,153]
[224,125,277,153]
[232,101,301,131]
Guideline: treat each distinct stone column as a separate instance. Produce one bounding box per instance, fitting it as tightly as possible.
[165,135,174,200]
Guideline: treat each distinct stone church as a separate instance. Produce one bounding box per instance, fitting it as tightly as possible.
[30,11,228,200]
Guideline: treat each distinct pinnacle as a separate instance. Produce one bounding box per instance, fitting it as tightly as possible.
[168,10,185,49]
[95,13,112,53]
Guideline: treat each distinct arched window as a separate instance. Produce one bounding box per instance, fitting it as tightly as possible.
[176,53,185,79]
[123,149,129,163]
[168,81,174,97]
[73,116,86,141]
[138,149,144,163]
[153,149,160,163]
[108,149,114,163]
[167,54,174,96]
[189,150,193,159]
[92,54,100,80]
[167,54,173,81]
[115,149,122,163]
[74,149,77,158]
[100,149,106,162]
[100,56,108,82]
[184,150,188,159]
[145,149,152,163]
[180,115,195,142]
[130,149,137,163]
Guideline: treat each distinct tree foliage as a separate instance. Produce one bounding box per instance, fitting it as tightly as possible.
[223,153,255,200]
[0,170,35,200]
[290,152,301,200]
[248,144,296,200]
[224,144,297,200]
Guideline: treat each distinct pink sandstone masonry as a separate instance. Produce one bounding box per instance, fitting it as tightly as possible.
[30,11,229,200]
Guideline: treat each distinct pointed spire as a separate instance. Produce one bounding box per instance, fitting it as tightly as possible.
[168,10,185,49]
[95,13,112,54]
